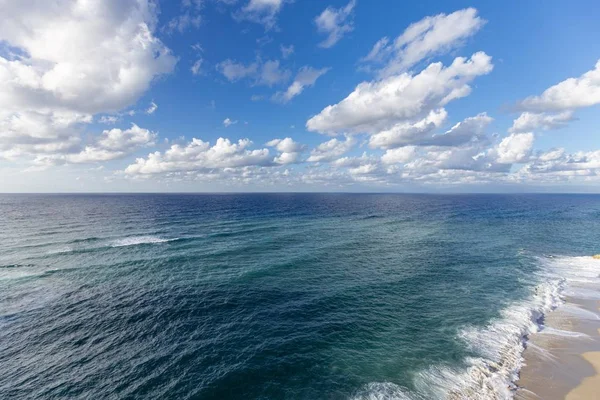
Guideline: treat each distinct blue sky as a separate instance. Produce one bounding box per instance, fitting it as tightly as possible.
[1,0,600,192]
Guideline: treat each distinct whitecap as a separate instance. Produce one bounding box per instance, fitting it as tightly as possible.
[110,236,177,247]
[351,382,417,400]
[46,246,73,255]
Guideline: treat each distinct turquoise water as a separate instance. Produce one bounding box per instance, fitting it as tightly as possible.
[1,194,599,399]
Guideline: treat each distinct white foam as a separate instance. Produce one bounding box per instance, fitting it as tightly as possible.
[353,255,599,400]
[351,382,416,400]
[412,278,564,400]
[0,269,44,281]
[538,327,590,339]
[560,304,600,320]
[47,246,73,255]
[110,236,176,247]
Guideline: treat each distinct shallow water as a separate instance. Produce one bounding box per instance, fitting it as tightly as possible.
[1,194,599,399]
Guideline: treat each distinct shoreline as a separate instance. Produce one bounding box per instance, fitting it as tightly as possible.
[516,293,600,399]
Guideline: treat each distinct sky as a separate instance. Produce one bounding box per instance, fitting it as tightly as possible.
[1,0,600,193]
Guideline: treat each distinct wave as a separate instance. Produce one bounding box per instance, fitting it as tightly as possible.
[351,382,415,400]
[47,246,74,255]
[110,236,178,247]
[352,255,598,400]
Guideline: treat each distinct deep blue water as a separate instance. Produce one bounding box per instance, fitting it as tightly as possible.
[1,194,599,399]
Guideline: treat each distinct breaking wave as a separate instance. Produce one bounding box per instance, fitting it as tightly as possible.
[353,255,599,400]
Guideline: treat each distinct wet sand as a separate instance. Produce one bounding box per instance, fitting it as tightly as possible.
[516,297,600,399]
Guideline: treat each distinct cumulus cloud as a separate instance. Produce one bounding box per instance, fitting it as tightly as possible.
[369,111,492,150]
[0,0,176,115]
[315,0,356,48]
[233,0,284,30]
[266,137,304,164]
[68,124,156,163]
[307,135,356,162]
[0,0,176,163]
[381,146,418,164]
[28,124,156,167]
[124,137,272,174]
[509,111,574,133]
[510,60,600,133]
[517,60,600,112]
[361,8,485,77]
[527,148,600,175]
[368,109,447,149]
[495,132,534,164]
[273,66,330,103]
[307,52,493,135]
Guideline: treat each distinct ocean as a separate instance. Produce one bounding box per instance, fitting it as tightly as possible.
[1,193,599,399]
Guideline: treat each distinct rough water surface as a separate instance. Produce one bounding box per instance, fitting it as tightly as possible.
[1,193,599,399]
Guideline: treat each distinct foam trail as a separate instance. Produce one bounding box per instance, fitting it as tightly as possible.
[538,327,590,339]
[559,304,599,320]
[110,236,177,247]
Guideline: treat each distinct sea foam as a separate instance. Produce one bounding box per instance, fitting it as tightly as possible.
[110,236,177,247]
[353,255,598,400]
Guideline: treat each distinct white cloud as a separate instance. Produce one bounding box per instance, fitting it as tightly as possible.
[509,111,574,133]
[361,8,485,78]
[368,109,448,149]
[265,137,303,153]
[0,0,176,162]
[495,132,534,164]
[315,0,356,48]
[191,58,204,75]
[216,59,259,82]
[272,151,301,165]
[164,13,202,34]
[30,124,156,166]
[307,52,493,135]
[266,137,304,164]
[233,0,284,30]
[518,60,600,112]
[273,66,330,103]
[124,137,272,174]
[307,135,356,162]
[223,118,238,127]
[259,60,291,86]
[381,146,417,164]
[99,116,120,125]
[509,60,600,133]
[280,44,295,59]
[69,124,155,163]
[216,58,289,86]
[145,101,158,115]
[0,0,176,115]
[527,148,600,175]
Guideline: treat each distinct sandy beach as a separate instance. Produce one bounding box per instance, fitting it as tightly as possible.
[517,295,600,399]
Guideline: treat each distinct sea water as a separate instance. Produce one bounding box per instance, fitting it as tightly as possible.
[1,193,599,399]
